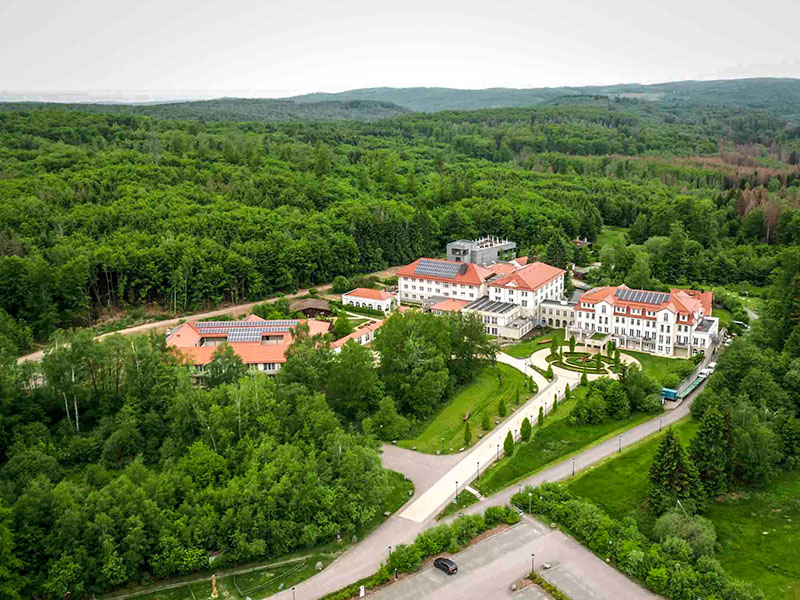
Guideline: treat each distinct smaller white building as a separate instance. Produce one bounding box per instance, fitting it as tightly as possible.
[342,288,397,313]
[463,297,535,340]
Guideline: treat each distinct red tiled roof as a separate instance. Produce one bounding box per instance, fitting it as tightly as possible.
[343,288,396,301]
[167,317,331,366]
[430,298,471,313]
[490,261,565,292]
[330,320,384,349]
[396,258,492,286]
[513,256,529,266]
[577,285,713,320]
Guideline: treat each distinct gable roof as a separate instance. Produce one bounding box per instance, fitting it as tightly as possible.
[329,320,384,349]
[430,298,471,313]
[489,261,565,291]
[396,258,493,286]
[343,287,396,301]
[577,285,713,318]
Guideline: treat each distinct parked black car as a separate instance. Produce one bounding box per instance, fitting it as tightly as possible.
[434,557,458,574]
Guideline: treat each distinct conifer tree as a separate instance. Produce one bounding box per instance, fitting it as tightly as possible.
[690,407,731,495]
[581,367,588,386]
[648,428,704,514]
[521,417,532,441]
[538,406,544,426]
[482,410,491,431]
[569,335,576,352]
[464,421,472,446]
[498,398,507,417]
[503,430,514,457]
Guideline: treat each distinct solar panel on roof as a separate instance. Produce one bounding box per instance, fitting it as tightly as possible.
[414,259,462,279]
[227,329,264,342]
[615,288,669,305]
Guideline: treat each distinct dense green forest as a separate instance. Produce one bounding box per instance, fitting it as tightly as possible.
[0,98,410,122]
[1,98,799,351]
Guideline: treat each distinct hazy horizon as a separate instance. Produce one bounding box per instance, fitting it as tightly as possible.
[2,0,799,104]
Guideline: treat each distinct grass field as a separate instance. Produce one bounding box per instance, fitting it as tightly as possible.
[504,328,566,359]
[475,390,654,495]
[621,350,694,387]
[115,471,413,600]
[566,419,799,600]
[398,364,528,454]
[595,225,629,248]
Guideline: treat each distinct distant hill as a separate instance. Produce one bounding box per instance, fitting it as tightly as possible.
[0,97,410,122]
[291,78,800,119]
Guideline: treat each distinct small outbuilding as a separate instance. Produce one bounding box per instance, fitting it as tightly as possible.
[289,298,333,318]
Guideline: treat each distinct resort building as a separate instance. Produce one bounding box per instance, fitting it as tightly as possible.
[330,320,384,353]
[429,298,471,315]
[397,258,497,304]
[342,288,397,313]
[462,297,535,339]
[487,262,566,317]
[167,315,330,377]
[568,285,718,357]
[446,236,516,264]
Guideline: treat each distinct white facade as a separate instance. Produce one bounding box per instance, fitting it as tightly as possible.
[489,272,565,316]
[342,289,397,313]
[398,277,486,304]
[462,298,534,340]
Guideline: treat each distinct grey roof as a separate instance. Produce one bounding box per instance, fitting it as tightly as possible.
[414,259,464,279]
[464,297,517,314]
[195,319,300,342]
[615,288,670,305]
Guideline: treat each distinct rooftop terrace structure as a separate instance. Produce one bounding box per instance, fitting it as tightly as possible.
[446,236,516,265]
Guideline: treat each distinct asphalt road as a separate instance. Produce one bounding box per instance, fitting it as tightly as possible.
[366,519,657,600]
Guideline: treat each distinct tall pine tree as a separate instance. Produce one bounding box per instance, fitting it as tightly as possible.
[690,407,731,496]
[648,428,704,514]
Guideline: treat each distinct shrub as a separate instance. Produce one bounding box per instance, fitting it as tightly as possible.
[463,422,472,446]
[520,417,532,441]
[414,524,452,557]
[498,398,507,417]
[484,506,510,526]
[653,511,717,557]
[331,275,350,294]
[387,544,422,573]
[546,364,554,379]
[646,566,669,595]
[451,514,485,546]
[481,410,491,431]
[503,430,514,456]
[506,510,521,524]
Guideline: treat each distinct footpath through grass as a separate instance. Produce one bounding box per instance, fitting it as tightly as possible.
[398,364,528,454]
[567,419,799,600]
[112,471,413,600]
[475,389,654,495]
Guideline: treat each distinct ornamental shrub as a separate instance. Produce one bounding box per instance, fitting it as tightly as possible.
[387,543,422,573]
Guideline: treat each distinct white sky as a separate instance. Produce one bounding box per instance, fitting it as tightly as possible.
[1,0,799,100]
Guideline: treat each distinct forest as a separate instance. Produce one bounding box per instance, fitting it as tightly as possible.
[0,91,799,597]
[1,97,799,352]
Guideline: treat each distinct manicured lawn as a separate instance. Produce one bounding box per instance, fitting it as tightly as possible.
[621,350,694,387]
[437,489,479,520]
[348,317,369,327]
[504,328,566,359]
[398,364,529,454]
[475,390,655,495]
[566,419,799,599]
[595,225,629,248]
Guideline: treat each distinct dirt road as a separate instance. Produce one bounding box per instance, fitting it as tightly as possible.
[17,265,402,364]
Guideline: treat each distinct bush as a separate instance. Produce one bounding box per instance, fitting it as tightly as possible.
[387,544,422,573]
[331,275,350,294]
[414,524,453,557]
[451,514,486,546]
[484,506,510,526]
[498,398,507,417]
[653,511,717,557]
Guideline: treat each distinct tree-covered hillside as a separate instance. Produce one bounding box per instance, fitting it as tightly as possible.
[291,78,800,118]
[1,102,799,350]
[0,98,410,122]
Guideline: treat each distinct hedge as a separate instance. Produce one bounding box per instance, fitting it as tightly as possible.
[511,484,765,600]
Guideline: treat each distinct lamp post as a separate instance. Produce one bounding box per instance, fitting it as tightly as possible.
[659,416,663,431]
[572,457,575,476]
[388,545,392,557]
[518,483,522,496]
[618,435,622,453]
[455,480,459,501]
[476,461,480,481]
[531,552,535,574]
[528,491,532,513]
[292,587,296,600]
[496,443,500,462]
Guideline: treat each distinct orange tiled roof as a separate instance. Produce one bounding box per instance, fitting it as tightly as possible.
[430,298,471,313]
[396,258,493,286]
[577,285,712,321]
[343,288,396,301]
[167,317,330,366]
[330,320,384,349]
[489,261,564,292]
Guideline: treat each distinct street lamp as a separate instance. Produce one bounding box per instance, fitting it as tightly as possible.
[496,443,500,462]
[659,416,663,431]
[476,461,480,481]
[441,436,444,453]
[618,435,622,453]
[518,483,522,496]
[292,587,296,600]
[572,457,575,476]
[531,552,535,573]
[455,480,459,500]
[528,491,532,513]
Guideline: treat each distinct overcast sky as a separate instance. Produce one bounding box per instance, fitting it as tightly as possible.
[2,0,799,101]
